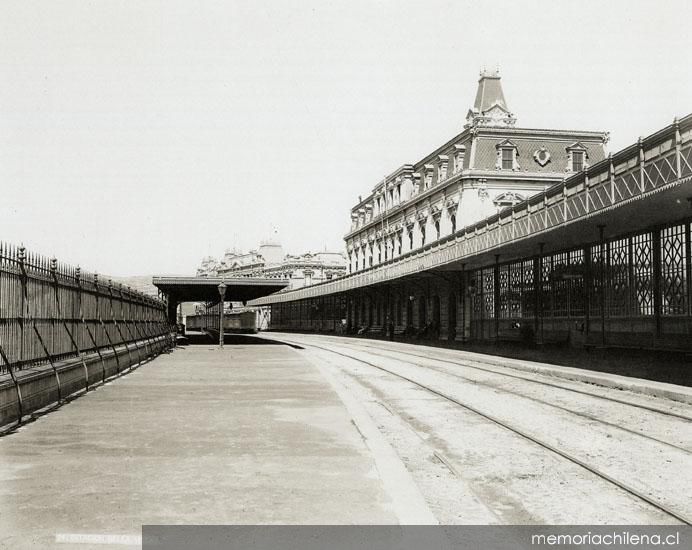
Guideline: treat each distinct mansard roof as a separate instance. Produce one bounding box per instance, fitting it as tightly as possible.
[473,134,606,172]
[473,70,509,113]
[348,73,609,214]
[495,138,519,149]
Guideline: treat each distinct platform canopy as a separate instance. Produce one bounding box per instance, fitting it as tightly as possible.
[152,276,289,305]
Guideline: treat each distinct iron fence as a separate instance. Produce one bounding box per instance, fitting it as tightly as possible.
[0,243,171,376]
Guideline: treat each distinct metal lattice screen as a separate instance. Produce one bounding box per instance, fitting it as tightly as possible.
[660,224,688,315]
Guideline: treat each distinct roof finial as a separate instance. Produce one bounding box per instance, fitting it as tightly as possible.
[466,68,516,129]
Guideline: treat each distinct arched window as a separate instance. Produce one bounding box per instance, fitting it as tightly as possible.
[435,220,440,240]
[408,231,413,250]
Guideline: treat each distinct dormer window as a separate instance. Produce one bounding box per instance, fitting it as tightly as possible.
[437,155,449,182]
[566,142,588,172]
[572,151,584,172]
[413,173,422,195]
[453,144,466,174]
[423,165,434,189]
[495,139,519,171]
[502,149,513,170]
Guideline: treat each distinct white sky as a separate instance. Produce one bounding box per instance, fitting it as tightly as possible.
[1,0,690,276]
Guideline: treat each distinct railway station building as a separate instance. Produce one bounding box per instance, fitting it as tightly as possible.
[197,238,347,290]
[249,73,692,352]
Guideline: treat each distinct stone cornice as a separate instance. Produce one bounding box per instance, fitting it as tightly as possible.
[474,126,608,141]
[347,168,560,242]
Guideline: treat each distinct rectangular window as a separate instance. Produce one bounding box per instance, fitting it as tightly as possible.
[502,149,513,170]
[572,152,584,172]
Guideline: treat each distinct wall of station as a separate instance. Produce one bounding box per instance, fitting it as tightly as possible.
[267,217,692,352]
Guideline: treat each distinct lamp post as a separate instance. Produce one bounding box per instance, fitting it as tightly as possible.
[217,282,227,348]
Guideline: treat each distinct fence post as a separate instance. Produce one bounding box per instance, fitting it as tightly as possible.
[0,344,23,424]
[131,290,154,360]
[19,253,63,403]
[120,285,144,365]
[109,280,134,368]
[18,246,26,371]
[77,267,106,384]
[51,258,90,392]
[96,274,121,373]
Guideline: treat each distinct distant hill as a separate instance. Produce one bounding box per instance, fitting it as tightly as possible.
[111,275,189,298]
[110,275,159,297]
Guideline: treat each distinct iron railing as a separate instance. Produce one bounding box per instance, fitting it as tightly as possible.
[0,243,171,376]
[250,114,692,305]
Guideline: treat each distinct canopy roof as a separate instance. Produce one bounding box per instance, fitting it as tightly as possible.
[152,276,288,304]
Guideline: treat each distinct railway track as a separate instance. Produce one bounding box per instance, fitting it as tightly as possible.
[268,333,692,525]
[307,335,692,422]
[318,340,692,454]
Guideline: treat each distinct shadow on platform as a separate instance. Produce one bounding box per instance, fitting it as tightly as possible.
[347,333,692,387]
[178,331,286,347]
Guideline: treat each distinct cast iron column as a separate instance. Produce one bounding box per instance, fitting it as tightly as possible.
[217,282,227,348]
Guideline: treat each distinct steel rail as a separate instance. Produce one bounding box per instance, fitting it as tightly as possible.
[277,336,692,526]
[313,339,692,455]
[305,335,692,422]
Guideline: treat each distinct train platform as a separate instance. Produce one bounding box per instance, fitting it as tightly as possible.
[0,339,435,548]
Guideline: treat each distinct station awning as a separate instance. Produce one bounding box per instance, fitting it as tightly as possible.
[152,276,289,304]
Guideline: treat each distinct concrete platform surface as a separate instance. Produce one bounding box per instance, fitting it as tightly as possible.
[0,343,433,549]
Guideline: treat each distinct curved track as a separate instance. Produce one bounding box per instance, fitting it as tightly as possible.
[265,333,692,525]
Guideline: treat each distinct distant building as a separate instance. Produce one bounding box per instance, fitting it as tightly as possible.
[197,237,347,290]
[345,70,609,273]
